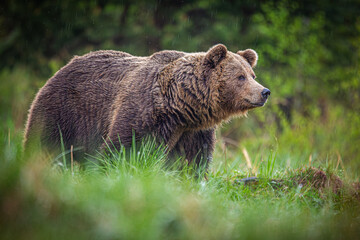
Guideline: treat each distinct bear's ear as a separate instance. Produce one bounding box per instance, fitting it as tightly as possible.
[204,44,227,68]
[237,49,258,68]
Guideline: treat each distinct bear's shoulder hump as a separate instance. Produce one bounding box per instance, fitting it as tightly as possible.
[150,50,186,64]
[85,50,133,59]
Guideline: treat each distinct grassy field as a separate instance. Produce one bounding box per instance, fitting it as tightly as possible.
[1,90,359,239]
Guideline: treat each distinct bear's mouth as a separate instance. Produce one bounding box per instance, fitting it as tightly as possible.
[244,99,266,107]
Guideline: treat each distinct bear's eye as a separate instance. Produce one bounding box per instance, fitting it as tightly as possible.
[238,75,246,81]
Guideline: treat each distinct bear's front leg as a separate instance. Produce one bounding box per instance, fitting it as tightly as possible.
[174,128,216,171]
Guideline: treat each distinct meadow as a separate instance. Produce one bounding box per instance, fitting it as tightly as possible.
[1,1,360,239]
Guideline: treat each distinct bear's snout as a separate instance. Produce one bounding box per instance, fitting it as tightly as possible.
[261,88,271,100]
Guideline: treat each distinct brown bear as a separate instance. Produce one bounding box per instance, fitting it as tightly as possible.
[24,44,270,168]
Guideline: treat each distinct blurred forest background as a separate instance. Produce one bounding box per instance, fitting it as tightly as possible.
[1,0,360,171]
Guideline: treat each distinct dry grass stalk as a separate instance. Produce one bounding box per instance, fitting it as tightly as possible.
[242,147,252,169]
[71,145,74,175]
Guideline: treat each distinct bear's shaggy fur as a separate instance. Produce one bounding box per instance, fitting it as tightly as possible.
[24,44,269,167]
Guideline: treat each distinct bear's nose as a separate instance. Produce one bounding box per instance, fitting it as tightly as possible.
[261,88,271,99]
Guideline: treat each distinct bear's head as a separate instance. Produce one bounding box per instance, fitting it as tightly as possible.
[202,44,270,118]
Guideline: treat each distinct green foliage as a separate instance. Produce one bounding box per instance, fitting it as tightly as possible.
[1,0,359,107]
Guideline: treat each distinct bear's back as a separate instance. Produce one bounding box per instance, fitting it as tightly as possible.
[150,50,186,64]
[81,50,133,60]
[78,49,185,63]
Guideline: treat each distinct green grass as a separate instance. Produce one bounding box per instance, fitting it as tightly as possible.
[1,118,359,240]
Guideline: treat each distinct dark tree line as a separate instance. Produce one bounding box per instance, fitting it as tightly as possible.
[1,0,359,112]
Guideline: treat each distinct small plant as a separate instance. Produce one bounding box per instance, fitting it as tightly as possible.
[259,150,277,178]
[86,136,169,176]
